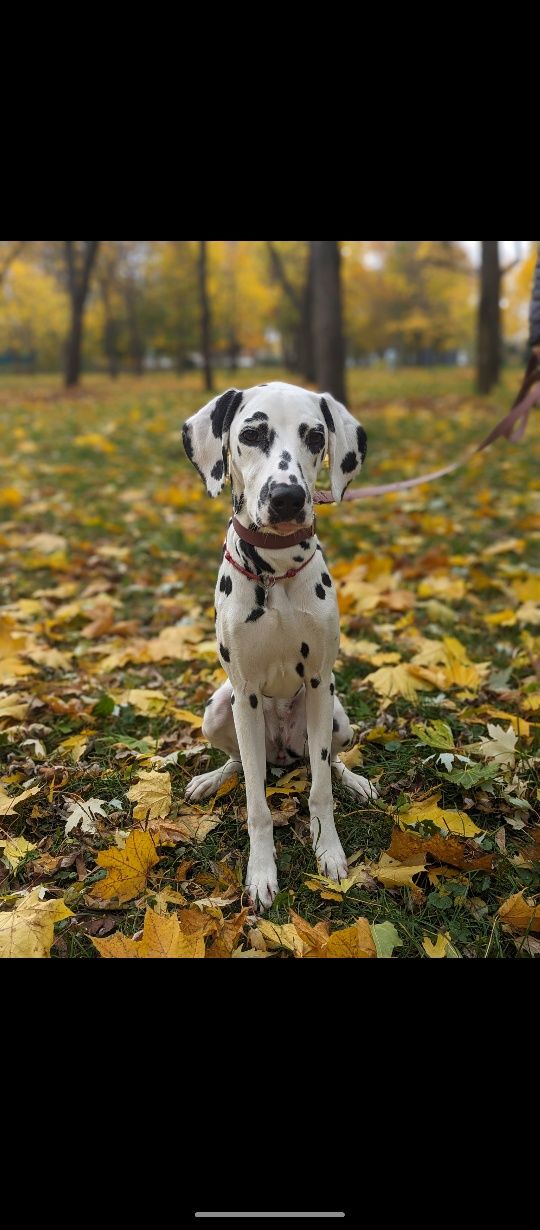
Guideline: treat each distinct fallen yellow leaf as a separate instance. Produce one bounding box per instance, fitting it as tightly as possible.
[0,785,41,817]
[398,792,483,838]
[0,889,72,958]
[87,829,159,904]
[92,906,205,957]
[497,890,540,933]
[127,770,172,821]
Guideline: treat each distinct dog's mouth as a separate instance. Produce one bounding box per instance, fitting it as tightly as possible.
[258,518,309,536]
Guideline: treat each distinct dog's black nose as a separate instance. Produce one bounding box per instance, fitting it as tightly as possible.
[268,483,306,520]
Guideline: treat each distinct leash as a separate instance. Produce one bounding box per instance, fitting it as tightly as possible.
[313,354,540,504]
[224,546,317,584]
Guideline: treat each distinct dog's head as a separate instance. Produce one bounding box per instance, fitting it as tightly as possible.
[181,381,366,528]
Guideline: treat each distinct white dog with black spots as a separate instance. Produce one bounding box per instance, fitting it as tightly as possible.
[182,381,377,910]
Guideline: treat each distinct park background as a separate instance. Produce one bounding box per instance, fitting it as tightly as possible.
[0,240,539,959]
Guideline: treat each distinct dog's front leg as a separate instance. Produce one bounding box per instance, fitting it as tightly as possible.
[232,689,278,911]
[305,680,348,882]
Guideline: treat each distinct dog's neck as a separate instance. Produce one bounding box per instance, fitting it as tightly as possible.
[227,513,318,577]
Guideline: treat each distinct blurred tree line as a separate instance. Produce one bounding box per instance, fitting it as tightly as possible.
[0,240,535,397]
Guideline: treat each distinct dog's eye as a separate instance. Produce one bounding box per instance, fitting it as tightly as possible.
[239,427,263,445]
[307,430,325,451]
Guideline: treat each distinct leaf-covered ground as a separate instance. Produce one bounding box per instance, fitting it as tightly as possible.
[1,367,539,958]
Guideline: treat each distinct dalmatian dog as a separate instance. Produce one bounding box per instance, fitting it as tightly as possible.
[182,381,377,910]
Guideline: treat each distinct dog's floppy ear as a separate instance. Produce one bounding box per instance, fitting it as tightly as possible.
[318,392,367,502]
[182,388,244,498]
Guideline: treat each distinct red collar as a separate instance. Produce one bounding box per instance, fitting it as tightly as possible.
[232,515,315,549]
[224,547,316,585]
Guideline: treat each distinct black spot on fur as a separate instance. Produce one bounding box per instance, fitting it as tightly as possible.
[240,541,275,575]
[341,450,357,474]
[219,574,233,596]
[301,643,309,658]
[255,585,266,607]
[249,694,258,708]
[244,411,268,422]
[182,422,193,459]
[300,540,310,550]
[298,423,308,440]
[289,473,298,483]
[356,424,367,460]
[211,389,243,437]
[259,479,270,504]
[237,446,242,456]
[233,492,244,513]
[305,427,325,455]
[219,644,230,662]
[279,459,289,470]
[246,607,265,622]
[330,682,335,695]
[258,383,268,387]
[293,555,304,562]
[205,697,213,706]
[321,748,328,761]
[182,422,206,488]
[321,572,332,587]
[231,694,235,704]
[320,397,335,433]
[311,677,320,688]
[333,718,339,732]
[296,662,304,677]
[315,584,326,599]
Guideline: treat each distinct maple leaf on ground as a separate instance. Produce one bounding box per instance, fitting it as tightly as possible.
[363,663,434,703]
[147,809,221,845]
[369,852,425,890]
[92,906,205,958]
[497,890,540,933]
[87,829,159,905]
[0,785,41,817]
[475,723,518,769]
[371,921,403,958]
[422,932,461,958]
[0,889,72,958]
[0,835,37,871]
[325,918,376,958]
[64,796,108,836]
[398,792,483,838]
[387,826,495,872]
[127,770,172,821]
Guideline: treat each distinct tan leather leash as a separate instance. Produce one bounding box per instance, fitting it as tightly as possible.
[313,354,540,504]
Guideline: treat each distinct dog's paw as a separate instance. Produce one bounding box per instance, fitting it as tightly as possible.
[315,842,349,883]
[334,764,379,802]
[185,768,226,801]
[246,859,279,912]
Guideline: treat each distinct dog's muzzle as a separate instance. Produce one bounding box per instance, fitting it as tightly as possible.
[268,483,306,522]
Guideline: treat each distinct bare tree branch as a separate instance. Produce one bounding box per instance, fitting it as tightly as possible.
[266,241,302,311]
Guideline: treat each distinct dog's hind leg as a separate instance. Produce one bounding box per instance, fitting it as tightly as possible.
[184,682,242,802]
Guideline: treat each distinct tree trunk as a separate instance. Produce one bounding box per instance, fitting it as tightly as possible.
[124,280,144,375]
[311,241,346,403]
[65,299,84,387]
[198,240,213,392]
[64,241,100,388]
[477,241,501,394]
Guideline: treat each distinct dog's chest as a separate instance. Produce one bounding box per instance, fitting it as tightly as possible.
[216,569,339,696]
